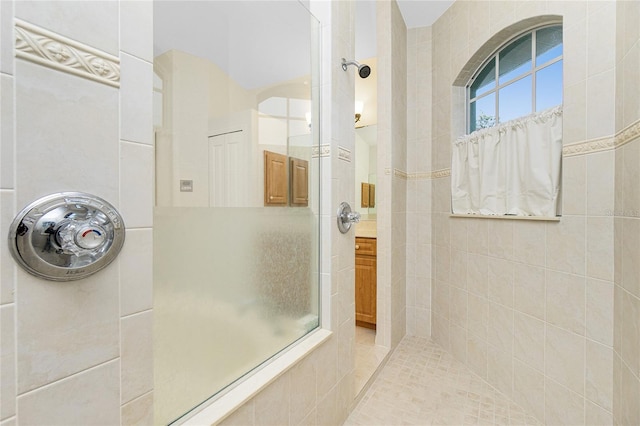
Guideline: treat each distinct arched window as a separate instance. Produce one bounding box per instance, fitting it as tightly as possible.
[467,25,563,133]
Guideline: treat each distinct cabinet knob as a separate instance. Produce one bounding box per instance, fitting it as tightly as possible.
[355,244,360,250]
[269,196,273,200]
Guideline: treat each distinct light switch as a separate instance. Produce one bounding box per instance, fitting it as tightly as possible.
[180,180,193,192]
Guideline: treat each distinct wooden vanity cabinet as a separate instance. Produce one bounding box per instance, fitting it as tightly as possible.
[355,237,376,329]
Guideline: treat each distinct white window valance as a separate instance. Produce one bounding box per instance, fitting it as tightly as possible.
[451,106,563,217]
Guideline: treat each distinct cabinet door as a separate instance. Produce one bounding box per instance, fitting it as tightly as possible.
[290,157,308,207]
[264,150,287,206]
[355,256,377,326]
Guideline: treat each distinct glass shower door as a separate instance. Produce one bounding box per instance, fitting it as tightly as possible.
[152,2,321,423]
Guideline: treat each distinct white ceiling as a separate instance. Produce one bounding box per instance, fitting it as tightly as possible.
[356,0,454,59]
[154,1,454,90]
[396,0,455,29]
[154,1,313,90]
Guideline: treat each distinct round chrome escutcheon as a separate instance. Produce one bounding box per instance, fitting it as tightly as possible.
[8,192,125,281]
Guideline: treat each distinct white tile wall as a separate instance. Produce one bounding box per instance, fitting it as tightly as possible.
[0,0,14,75]
[120,54,153,146]
[0,4,16,425]
[0,190,15,305]
[0,74,15,189]
[14,61,120,207]
[0,1,155,423]
[0,305,15,420]
[119,142,154,228]
[121,312,153,405]
[16,1,119,56]
[17,266,119,394]
[119,229,153,317]
[17,360,120,426]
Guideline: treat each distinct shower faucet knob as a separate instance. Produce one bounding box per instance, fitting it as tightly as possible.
[346,211,361,224]
[337,202,360,234]
[8,192,125,281]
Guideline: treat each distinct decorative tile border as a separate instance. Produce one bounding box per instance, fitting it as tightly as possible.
[563,135,616,157]
[15,19,120,88]
[393,169,408,179]
[428,168,451,179]
[410,172,433,180]
[563,118,640,157]
[311,144,331,158]
[383,167,451,180]
[338,146,351,162]
[614,118,640,149]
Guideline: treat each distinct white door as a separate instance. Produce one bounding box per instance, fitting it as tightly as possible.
[208,131,247,207]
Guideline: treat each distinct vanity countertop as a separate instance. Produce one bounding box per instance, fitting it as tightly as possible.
[354,220,377,238]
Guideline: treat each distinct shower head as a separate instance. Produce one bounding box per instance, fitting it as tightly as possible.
[341,58,371,79]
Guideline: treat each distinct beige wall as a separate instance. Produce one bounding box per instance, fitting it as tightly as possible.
[0,1,154,424]
[408,1,639,425]
[375,0,408,351]
[406,26,433,339]
[154,49,258,207]
[613,1,640,425]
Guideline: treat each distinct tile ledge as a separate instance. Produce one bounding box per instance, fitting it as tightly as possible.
[181,328,332,425]
[450,213,561,222]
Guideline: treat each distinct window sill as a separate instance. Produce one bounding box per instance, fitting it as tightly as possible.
[450,213,561,222]
[181,328,332,425]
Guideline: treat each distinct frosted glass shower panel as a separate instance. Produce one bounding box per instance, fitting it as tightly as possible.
[153,1,321,424]
[154,208,319,424]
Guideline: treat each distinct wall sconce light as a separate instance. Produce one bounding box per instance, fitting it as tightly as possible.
[355,101,364,124]
[305,111,312,129]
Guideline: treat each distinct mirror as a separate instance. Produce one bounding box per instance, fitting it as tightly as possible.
[153,1,319,209]
[355,124,377,216]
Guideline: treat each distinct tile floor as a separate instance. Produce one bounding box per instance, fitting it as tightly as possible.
[346,336,541,425]
[354,326,389,394]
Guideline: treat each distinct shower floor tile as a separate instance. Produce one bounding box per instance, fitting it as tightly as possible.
[345,336,541,426]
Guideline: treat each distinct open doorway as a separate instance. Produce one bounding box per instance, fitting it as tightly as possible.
[354,121,385,394]
[353,1,388,396]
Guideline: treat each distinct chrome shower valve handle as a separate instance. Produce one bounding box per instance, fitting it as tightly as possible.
[346,211,361,224]
[337,202,360,234]
[8,192,125,281]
